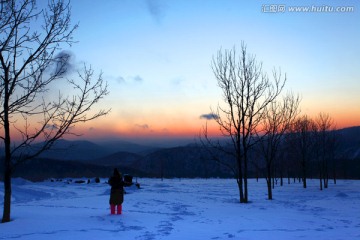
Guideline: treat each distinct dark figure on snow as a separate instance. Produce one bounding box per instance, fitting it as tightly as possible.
[108,168,124,214]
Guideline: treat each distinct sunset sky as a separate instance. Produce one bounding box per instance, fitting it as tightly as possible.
[46,0,360,142]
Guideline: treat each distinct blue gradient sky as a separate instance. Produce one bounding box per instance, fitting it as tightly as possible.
[56,0,360,140]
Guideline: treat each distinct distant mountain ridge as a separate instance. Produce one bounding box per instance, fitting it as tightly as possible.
[13,125,360,161]
[94,139,161,155]
[14,139,161,161]
[335,126,360,159]
[1,126,360,181]
[36,139,110,161]
[89,151,142,167]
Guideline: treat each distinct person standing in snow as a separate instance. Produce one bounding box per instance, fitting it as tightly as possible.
[108,168,124,215]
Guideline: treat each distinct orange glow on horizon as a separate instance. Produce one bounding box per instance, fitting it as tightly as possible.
[61,112,360,140]
[7,109,359,143]
[301,108,360,130]
[57,117,224,141]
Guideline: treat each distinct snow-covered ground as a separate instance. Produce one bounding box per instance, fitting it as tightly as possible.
[0,178,359,240]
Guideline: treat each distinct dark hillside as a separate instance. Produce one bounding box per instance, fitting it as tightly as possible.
[336,126,360,159]
[90,151,142,166]
[33,139,111,161]
[95,139,159,155]
[1,126,360,180]
[0,157,144,182]
[132,146,234,178]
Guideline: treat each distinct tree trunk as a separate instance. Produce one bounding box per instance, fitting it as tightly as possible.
[244,157,248,203]
[287,169,290,184]
[2,74,12,223]
[302,161,307,188]
[319,165,323,190]
[2,167,11,223]
[324,160,329,188]
[272,166,276,189]
[267,178,272,200]
[319,174,323,191]
[237,178,244,203]
[267,165,273,200]
[324,171,329,188]
[236,147,245,203]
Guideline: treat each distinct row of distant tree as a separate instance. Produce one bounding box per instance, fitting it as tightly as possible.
[256,113,338,199]
[200,44,351,203]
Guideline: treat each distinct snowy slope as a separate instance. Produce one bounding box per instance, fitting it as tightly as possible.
[0,178,359,240]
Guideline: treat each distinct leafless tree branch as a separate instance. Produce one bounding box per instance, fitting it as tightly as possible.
[1,0,108,223]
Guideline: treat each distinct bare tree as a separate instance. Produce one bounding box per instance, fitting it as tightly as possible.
[257,93,300,199]
[1,0,109,223]
[285,115,316,188]
[313,113,337,190]
[202,43,285,203]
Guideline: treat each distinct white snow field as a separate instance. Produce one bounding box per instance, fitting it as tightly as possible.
[1,178,359,240]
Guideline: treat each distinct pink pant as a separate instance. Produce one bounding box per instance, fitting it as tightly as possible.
[110,204,122,214]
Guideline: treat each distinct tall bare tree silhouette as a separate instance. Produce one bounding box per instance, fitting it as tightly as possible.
[0,0,109,223]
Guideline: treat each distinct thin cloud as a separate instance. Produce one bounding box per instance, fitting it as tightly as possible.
[116,75,144,84]
[45,124,58,130]
[200,113,220,120]
[135,124,149,129]
[131,75,143,83]
[116,76,126,84]
[146,0,166,23]
[51,50,76,77]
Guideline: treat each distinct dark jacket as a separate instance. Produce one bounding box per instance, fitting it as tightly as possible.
[108,176,124,205]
